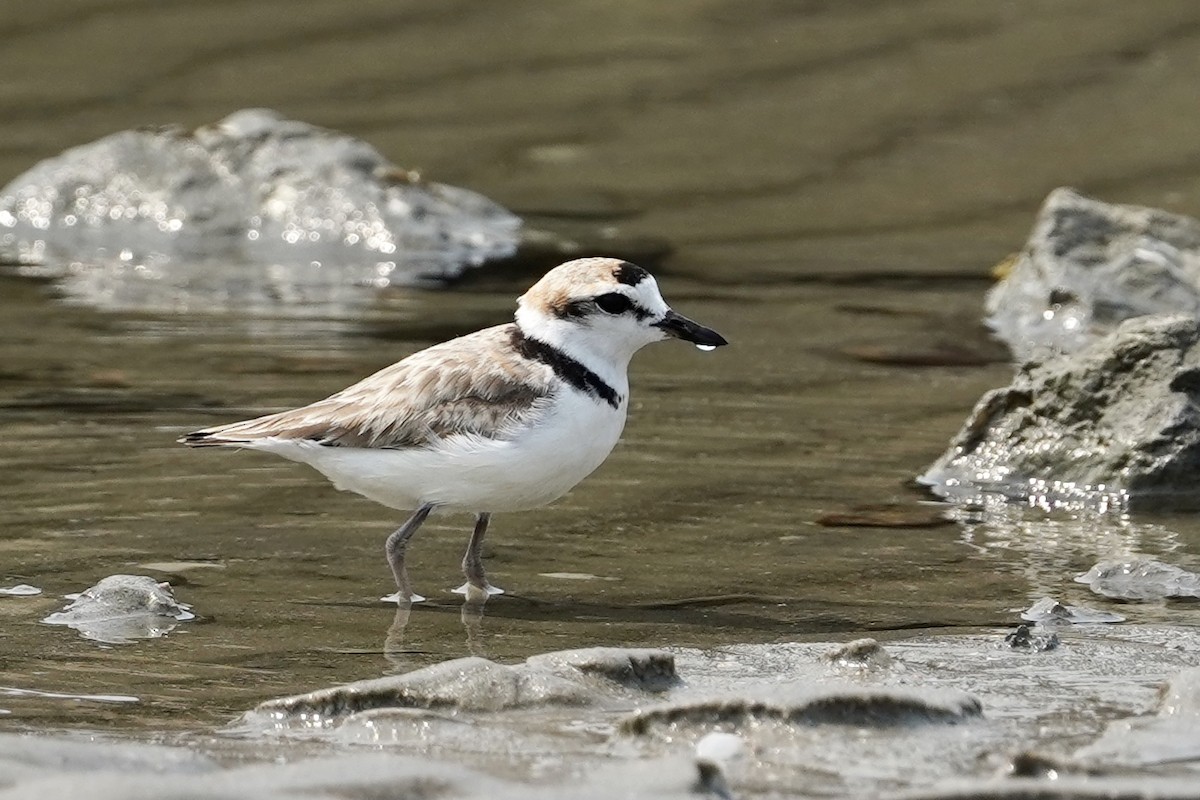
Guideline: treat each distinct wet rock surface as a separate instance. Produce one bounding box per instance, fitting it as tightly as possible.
[524,646,680,691]
[620,685,982,734]
[986,188,1200,362]
[246,647,678,730]
[1072,667,1200,770]
[0,585,41,597]
[0,109,521,314]
[892,776,1200,799]
[920,314,1200,510]
[7,629,1200,797]
[821,637,894,668]
[1020,597,1126,625]
[41,575,194,644]
[1074,559,1200,601]
[0,732,214,788]
[1002,623,1059,652]
[0,745,736,800]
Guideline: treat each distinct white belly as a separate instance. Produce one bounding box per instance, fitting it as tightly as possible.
[254,391,627,513]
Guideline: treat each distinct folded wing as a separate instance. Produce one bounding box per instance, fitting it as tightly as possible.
[180,324,555,451]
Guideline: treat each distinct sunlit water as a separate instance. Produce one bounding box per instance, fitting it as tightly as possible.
[5,267,1200,732]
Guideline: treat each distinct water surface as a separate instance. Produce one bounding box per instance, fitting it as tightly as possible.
[3,0,1200,752]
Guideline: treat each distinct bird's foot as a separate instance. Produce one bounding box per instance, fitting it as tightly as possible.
[380,590,427,604]
[451,581,504,601]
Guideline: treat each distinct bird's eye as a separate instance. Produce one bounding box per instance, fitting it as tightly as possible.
[595,293,633,314]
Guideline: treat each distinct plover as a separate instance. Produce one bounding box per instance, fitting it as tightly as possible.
[180,257,727,601]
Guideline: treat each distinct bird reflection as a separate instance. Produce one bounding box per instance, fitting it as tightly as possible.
[382,593,495,672]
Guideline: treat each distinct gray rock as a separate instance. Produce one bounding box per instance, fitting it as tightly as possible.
[619,686,982,735]
[0,109,520,314]
[42,575,194,644]
[0,732,214,789]
[889,776,1200,799]
[821,638,893,668]
[1074,559,1200,601]
[1072,667,1200,769]
[247,647,676,732]
[1020,597,1126,625]
[0,751,509,800]
[1002,624,1059,652]
[249,656,591,728]
[1156,666,1200,716]
[0,585,41,596]
[0,742,736,800]
[524,646,679,691]
[986,188,1200,361]
[919,314,1200,510]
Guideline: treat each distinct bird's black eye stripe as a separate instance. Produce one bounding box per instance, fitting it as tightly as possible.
[595,293,634,314]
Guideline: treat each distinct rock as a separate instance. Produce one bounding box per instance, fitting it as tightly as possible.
[1020,597,1125,625]
[249,657,589,728]
[523,647,679,691]
[247,647,676,732]
[891,776,1200,799]
[0,585,41,597]
[0,738,739,800]
[0,731,214,789]
[919,314,1200,510]
[985,187,1200,361]
[1002,624,1059,652]
[41,575,194,644]
[815,503,954,529]
[1073,559,1200,601]
[1001,751,1075,779]
[619,686,982,735]
[1072,667,1200,768]
[0,109,521,314]
[1156,666,1200,716]
[0,749,514,800]
[821,638,893,668]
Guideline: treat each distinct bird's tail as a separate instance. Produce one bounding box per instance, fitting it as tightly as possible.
[178,429,239,447]
[178,415,284,448]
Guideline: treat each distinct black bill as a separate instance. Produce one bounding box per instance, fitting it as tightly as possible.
[653,309,729,347]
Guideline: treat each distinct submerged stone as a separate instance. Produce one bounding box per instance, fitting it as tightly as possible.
[0,584,41,597]
[1020,597,1126,625]
[619,686,982,735]
[1073,559,1200,601]
[919,314,1200,510]
[41,575,194,644]
[986,188,1200,361]
[0,109,521,314]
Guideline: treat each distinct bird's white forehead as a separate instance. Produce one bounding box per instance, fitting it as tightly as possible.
[519,257,662,315]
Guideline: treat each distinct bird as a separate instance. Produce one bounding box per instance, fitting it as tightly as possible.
[179,257,728,602]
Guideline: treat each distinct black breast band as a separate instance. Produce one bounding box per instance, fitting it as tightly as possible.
[511,329,621,410]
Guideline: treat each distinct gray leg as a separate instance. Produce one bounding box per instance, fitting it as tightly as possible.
[453,512,504,597]
[384,503,434,601]
[462,512,491,588]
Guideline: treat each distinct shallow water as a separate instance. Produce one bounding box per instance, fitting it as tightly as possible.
[4,0,1200,790]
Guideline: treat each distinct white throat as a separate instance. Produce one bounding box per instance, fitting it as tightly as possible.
[514,306,636,398]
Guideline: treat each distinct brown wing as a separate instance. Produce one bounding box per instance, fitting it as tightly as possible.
[181,324,556,450]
